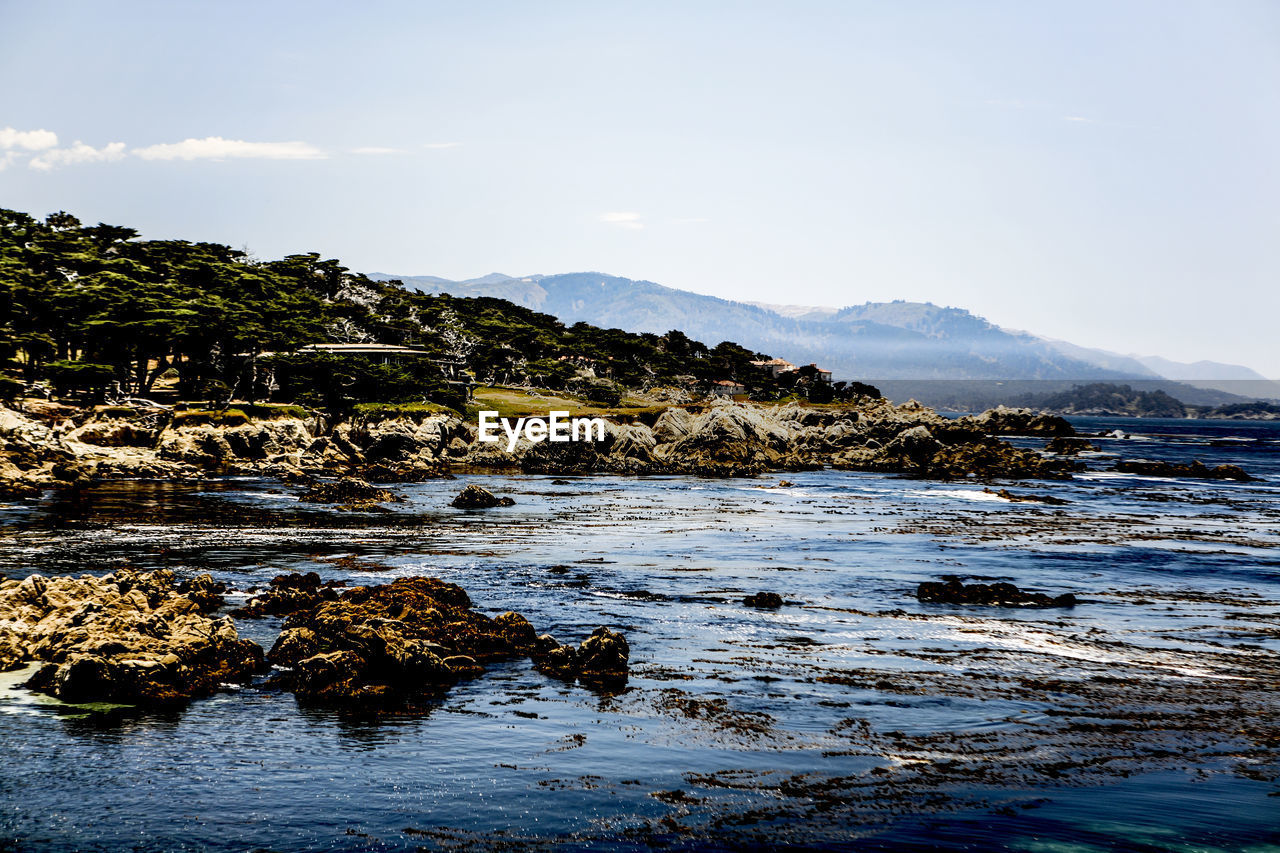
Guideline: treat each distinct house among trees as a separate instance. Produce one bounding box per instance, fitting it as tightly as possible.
[299,343,430,364]
[294,344,474,400]
[710,379,747,397]
[750,357,797,379]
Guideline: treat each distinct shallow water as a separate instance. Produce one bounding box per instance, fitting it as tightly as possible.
[2,417,1278,851]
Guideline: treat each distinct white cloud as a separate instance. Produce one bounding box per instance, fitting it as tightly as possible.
[423,142,461,149]
[0,151,19,171]
[351,146,401,155]
[1063,115,1094,123]
[0,127,58,151]
[600,211,644,230]
[132,137,326,161]
[29,141,127,171]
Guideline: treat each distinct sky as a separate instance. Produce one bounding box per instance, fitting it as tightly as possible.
[1,1,1277,376]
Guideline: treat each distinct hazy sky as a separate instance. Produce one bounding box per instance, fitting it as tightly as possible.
[2,1,1277,375]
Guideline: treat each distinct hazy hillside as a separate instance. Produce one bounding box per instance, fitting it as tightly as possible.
[372,271,1275,407]
[374,272,1136,382]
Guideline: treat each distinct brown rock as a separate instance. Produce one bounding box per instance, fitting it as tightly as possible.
[1114,459,1254,481]
[743,591,785,609]
[450,484,515,508]
[299,476,403,508]
[0,569,264,705]
[917,577,1077,608]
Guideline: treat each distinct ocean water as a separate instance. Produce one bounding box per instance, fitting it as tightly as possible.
[1,416,1278,851]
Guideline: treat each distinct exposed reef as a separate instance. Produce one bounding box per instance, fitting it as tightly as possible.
[0,569,263,705]
[244,573,629,705]
[0,568,631,709]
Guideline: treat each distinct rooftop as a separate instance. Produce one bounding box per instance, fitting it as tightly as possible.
[299,343,430,355]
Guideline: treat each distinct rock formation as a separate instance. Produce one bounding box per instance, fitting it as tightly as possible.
[916,577,1077,608]
[1113,459,1254,481]
[0,569,264,705]
[1,396,1088,494]
[299,476,403,508]
[244,574,628,704]
[450,484,516,508]
[1045,436,1097,455]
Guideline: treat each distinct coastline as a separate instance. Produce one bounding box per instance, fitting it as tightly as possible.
[1,442,1277,850]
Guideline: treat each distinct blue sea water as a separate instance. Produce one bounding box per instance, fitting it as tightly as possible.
[1,417,1277,851]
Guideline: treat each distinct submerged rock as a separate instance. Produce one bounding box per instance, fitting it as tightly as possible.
[1114,459,1254,482]
[983,487,1069,505]
[0,569,264,705]
[916,577,1077,608]
[450,484,515,508]
[743,591,785,609]
[1045,436,1096,455]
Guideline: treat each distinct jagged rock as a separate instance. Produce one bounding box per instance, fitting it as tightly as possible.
[0,568,264,705]
[66,418,158,448]
[743,591,784,609]
[259,575,630,705]
[177,573,227,612]
[573,627,630,687]
[983,487,1069,505]
[1045,436,1096,455]
[494,611,538,648]
[1114,459,1254,481]
[0,405,85,493]
[299,476,403,507]
[926,442,1073,480]
[535,642,579,679]
[4,397,1093,489]
[232,572,344,618]
[961,406,1075,437]
[157,417,313,471]
[917,577,1077,608]
[450,484,515,508]
[882,425,943,467]
[358,462,455,483]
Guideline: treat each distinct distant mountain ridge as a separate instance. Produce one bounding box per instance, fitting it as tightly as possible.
[370,271,1276,404]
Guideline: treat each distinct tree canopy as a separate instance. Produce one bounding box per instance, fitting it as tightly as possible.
[1,208,868,411]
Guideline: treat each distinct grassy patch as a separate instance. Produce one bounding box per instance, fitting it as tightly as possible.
[171,408,251,427]
[238,403,311,420]
[466,386,688,423]
[351,401,462,420]
[170,402,310,426]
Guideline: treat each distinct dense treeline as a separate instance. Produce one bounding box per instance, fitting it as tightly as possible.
[1,209,872,412]
[1017,383,1187,418]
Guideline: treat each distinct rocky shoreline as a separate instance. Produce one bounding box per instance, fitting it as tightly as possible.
[1,399,1088,496]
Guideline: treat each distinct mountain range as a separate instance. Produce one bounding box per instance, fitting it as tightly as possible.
[370,271,1278,407]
